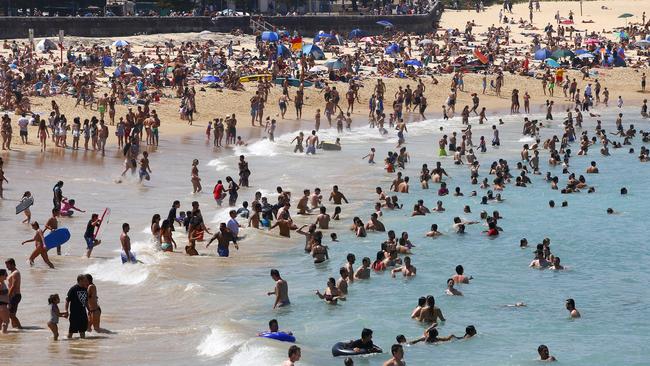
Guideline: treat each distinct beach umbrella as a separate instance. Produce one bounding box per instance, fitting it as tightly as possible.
[261,31,279,42]
[349,29,366,39]
[9,63,17,69]
[200,75,221,83]
[405,59,422,67]
[309,65,328,72]
[360,36,376,43]
[534,48,551,60]
[143,63,159,70]
[113,65,142,77]
[551,49,575,60]
[385,43,400,55]
[544,58,560,68]
[560,19,573,25]
[634,40,650,48]
[301,44,325,60]
[324,58,344,70]
[574,49,588,55]
[418,39,433,46]
[376,20,393,28]
[618,13,634,18]
[36,39,57,52]
[112,40,129,47]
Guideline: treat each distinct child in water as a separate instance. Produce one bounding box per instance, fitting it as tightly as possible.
[47,294,68,340]
[60,198,85,217]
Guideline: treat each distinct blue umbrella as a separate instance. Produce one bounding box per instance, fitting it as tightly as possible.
[200,75,221,83]
[349,29,366,39]
[574,49,588,55]
[9,63,17,69]
[377,20,393,28]
[534,48,551,60]
[544,58,560,68]
[405,59,422,67]
[261,31,279,42]
[385,43,400,54]
[112,40,129,47]
[113,65,142,77]
[577,53,595,59]
[301,44,325,60]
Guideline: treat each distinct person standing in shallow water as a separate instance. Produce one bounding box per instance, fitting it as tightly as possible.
[268,269,290,309]
[66,274,89,339]
[191,159,202,193]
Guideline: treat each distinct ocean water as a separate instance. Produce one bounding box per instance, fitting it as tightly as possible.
[0,105,649,365]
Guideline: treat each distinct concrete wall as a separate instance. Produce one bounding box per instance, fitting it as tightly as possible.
[0,3,443,39]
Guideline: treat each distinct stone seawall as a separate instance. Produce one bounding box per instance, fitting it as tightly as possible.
[0,4,442,39]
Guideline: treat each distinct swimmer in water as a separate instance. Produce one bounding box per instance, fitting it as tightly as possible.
[452,265,472,284]
[445,278,463,296]
[391,256,416,278]
[565,298,581,318]
[538,344,557,362]
[426,224,442,237]
[409,326,455,344]
[315,277,345,304]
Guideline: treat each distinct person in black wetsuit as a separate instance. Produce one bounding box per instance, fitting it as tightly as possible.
[65,274,89,339]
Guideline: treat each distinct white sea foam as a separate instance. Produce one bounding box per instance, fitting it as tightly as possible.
[85,257,150,285]
[196,327,243,357]
[207,158,229,171]
[228,343,285,366]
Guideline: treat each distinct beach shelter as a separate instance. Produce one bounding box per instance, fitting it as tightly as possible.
[551,49,575,60]
[377,20,393,28]
[36,39,57,52]
[309,65,328,72]
[200,75,221,83]
[290,36,303,52]
[635,40,650,48]
[544,58,560,68]
[534,48,551,60]
[385,43,400,55]
[301,44,325,60]
[324,58,344,70]
[113,65,142,77]
[112,40,129,47]
[418,39,433,46]
[277,44,291,58]
[314,32,334,43]
[102,56,113,67]
[349,29,366,39]
[405,59,422,67]
[261,31,279,42]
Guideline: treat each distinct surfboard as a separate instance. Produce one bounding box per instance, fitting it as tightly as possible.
[239,74,272,83]
[44,228,71,250]
[273,78,314,87]
[94,208,111,240]
[16,196,34,214]
[473,48,488,64]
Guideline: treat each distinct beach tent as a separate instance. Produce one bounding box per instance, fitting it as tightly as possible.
[261,31,279,42]
[418,39,433,46]
[376,20,393,28]
[112,40,129,47]
[324,58,344,70]
[102,56,113,67]
[36,39,57,52]
[551,49,575,60]
[113,65,142,77]
[309,65,328,72]
[534,48,551,60]
[277,44,291,58]
[200,75,221,83]
[301,44,325,60]
[385,43,400,55]
[544,58,560,68]
[405,59,422,67]
[314,32,334,43]
[349,29,366,39]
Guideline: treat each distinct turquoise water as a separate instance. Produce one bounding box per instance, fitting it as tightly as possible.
[1,107,648,365]
[207,108,650,365]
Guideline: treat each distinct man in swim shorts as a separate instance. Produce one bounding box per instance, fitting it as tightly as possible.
[206,223,238,257]
[306,130,318,155]
[268,269,290,308]
[84,213,102,258]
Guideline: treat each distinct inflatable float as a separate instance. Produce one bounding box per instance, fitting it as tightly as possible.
[259,331,296,343]
[320,142,341,151]
[331,341,383,357]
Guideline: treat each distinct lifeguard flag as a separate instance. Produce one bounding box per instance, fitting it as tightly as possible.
[291,37,303,52]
